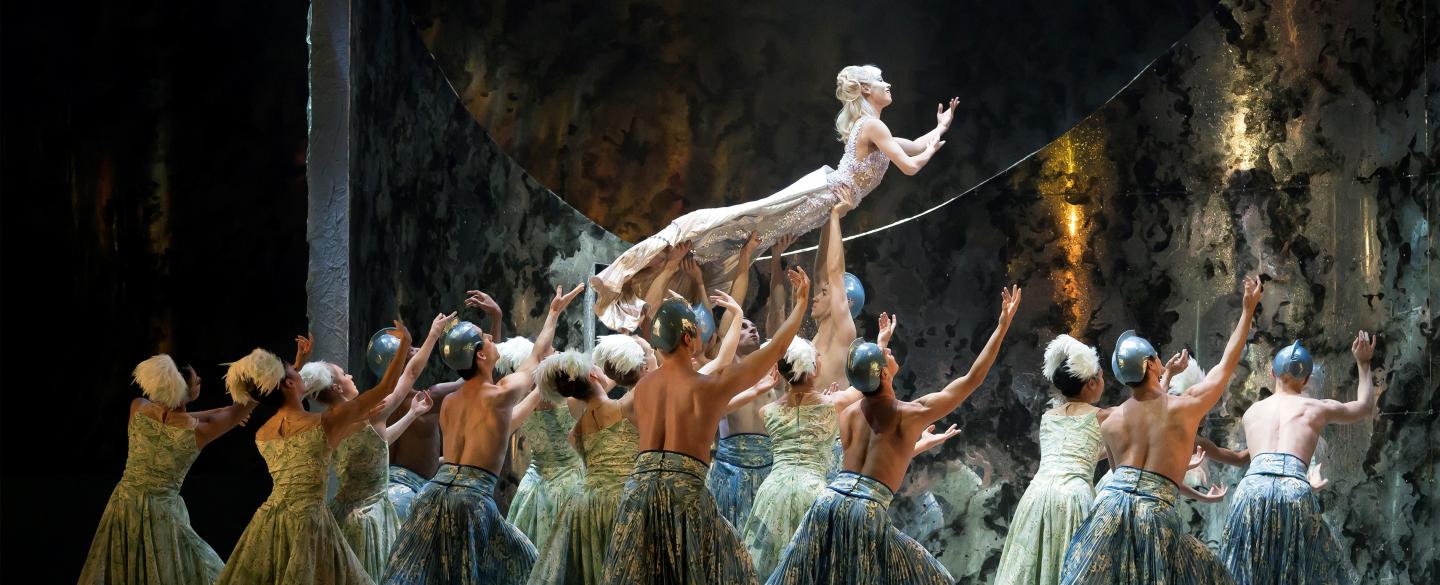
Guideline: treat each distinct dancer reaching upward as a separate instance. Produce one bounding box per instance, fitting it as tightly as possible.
[297,312,453,581]
[1221,333,1376,585]
[79,355,256,585]
[592,64,956,333]
[217,321,413,585]
[767,285,1021,585]
[1060,276,1263,585]
[601,267,812,585]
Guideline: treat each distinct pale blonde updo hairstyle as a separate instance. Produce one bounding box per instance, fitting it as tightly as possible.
[834,65,884,141]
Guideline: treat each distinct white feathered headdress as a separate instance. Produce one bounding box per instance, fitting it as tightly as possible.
[781,337,819,382]
[494,337,536,377]
[299,361,337,400]
[133,354,189,408]
[1043,334,1101,382]
[535,350,592,404]
[593,334,645,376]
[224,348,286,405]
[1167,358,1205,395]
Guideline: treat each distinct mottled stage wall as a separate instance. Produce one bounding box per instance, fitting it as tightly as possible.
[349,0,630,501]
[408,0,1213,243]
[359,0,1436,583]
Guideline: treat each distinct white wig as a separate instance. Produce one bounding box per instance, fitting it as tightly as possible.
[223,348,285,405]
[593,334,645,376]
[781,337,819,382]
[1043,334,1101,382]
[1167,358,1205,395]
[494,336,536,377]
[133,354,189,408]
[535,350,592,404]
[299,361,337,400]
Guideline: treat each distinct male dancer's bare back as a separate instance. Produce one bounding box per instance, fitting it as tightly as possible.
[839,285,1019,490]
[632,267,810,462]
[1100,276,1262,484]
[1240,331,1378,464]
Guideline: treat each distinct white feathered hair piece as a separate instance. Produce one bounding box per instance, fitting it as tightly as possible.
[133,354,189,408]
[1167,358,1205,395]
[593,334,645,376]
[224,348,286,405]
[494,337,536,377]
[1042,334,1101,382]
[535,350,592,404]
[782,337,819,382]
[299,361,337,400]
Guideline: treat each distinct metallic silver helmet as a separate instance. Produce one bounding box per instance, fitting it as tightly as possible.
[441,320,485,372]
[1111,330,1157,385]
[846,339,886,395]
[365,328,402,378]
[1272,340,1313,380]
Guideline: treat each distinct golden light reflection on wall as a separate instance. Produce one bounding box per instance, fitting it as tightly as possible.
[1030,120,1111,336]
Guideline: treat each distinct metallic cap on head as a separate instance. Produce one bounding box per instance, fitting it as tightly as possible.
[692,303,716,344]
[846,339,886,395]
[843,272,866,319]
[1111,330,1158,385]
[649,299,697,353]
[1272,340,1313,380]
[440,320,485,372]
[365,328,402,379]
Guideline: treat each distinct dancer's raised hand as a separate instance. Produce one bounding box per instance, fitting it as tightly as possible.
[998,285,1022,327]
[550,283,585,315]
[877,312,898,349]
[936,97,959,130]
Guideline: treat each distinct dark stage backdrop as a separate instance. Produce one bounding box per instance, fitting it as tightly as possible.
[384,0,1439,582]
[0,1,310,579]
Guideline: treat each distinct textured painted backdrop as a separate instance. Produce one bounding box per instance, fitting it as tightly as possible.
[361,0,1437,583]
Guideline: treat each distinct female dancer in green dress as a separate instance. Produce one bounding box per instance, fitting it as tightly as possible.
[503,334,585,554]
[78,355,256,585]
[993,335,1106,585]
[215,320,414,585]
[297,313,452,580]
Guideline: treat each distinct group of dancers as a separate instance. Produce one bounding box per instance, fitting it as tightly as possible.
[77,64,1376,585]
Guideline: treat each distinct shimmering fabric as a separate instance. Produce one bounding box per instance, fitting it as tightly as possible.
[508,407,585,554]
[742,404,839,578]
[767,472,953,585]
[78,412,224,585]
[386,465,426,522]
[332,425,399,581]
[216,425,372,585]
[383,463,537,584]
[600,450,760,585]
[529,418,640,585]
[1059,466,1234,585]
[1221,453,1353,585]
[591,116,890,332]
[706,433,774,529]
[825,436,844,481]
[995,412,1104,585]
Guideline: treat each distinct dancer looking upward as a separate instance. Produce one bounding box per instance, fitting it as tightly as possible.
[592,64,955,333]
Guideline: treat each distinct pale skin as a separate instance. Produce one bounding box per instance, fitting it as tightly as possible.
[1240,330,1380,467]
[256,320,413,449]
[849,74,956,176]
[440,283,585,474]
[631,267,812,463]
[811,203,859,393]
[306,312,454,447]
[129,365,258,449]
[389,284,579,477]
[1098,275,1263,486]
[839,285,1021,491]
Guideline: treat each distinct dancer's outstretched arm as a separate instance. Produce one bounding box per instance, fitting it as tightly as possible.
[705,268,810,404]
[716,231,760,340]
[891,98,958,155]
[764,235,795,337]
[913,286,1021,423]
[643,242,690,327]
[464,290,504,341]
[700,291,744,375]
[863,118,945,176]
[1321,331,1379,423]
[1180,275,1262,416]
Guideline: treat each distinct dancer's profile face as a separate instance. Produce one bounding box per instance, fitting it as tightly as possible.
[865,78,893,108]
[330,363,358,400]
[739,319,760,350]
[812,286,831,317]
